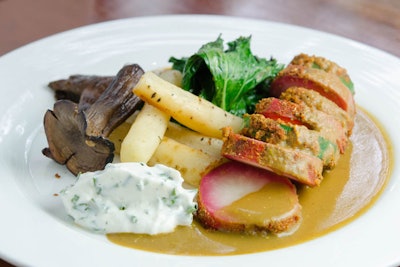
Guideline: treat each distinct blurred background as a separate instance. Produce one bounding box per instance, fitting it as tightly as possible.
[0,0,399,56]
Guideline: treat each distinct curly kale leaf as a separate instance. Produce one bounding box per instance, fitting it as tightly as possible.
[169,36,284,116]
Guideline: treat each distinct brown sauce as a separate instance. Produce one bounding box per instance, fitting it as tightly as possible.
[217,181,298,224]
[107,109,392,255]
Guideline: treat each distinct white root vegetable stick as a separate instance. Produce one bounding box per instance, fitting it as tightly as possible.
[165,122,223,158]
[148,136,222,187]
[133,72,243,138]
[120,103,170,163]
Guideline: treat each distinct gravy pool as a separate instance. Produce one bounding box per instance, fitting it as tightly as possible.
[107,109,392,255]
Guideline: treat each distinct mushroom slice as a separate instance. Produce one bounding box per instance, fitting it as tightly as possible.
[42,64,144,175]
[48,75,113,106]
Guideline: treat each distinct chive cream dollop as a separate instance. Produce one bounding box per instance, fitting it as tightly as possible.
[61,162,198,235]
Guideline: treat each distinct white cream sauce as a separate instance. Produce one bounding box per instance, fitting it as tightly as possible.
[60,162,197,235]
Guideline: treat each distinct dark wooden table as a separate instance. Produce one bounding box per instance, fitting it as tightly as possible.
[1,0,399,266]
[1,0,399,58]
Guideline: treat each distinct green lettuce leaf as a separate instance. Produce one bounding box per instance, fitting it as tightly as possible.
[169,36,284,116]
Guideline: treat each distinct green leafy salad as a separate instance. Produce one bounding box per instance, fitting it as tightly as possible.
[169,35,284,116]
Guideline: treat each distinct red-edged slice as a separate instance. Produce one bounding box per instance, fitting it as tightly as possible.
[242,114,340,169]
[255,97,306,126]
[221,127,324,187]
[196,161,302,235]
[270,64,355,118]
[290,53,355,95]
[280,87,354,135]
[255,98,348,153]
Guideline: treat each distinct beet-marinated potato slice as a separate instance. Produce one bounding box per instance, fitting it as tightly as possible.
[221,127,324,187]
[196,161,302,235]
[255,98,348,153]
[270,64,355,118]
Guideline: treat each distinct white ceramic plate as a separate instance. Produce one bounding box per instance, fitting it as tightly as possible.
[0,15,399,267]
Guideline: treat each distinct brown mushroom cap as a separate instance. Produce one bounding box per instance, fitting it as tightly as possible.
[42,64,144,175]
[42,100,114,175]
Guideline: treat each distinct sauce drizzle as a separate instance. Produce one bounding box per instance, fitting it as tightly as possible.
[107,109,392,255]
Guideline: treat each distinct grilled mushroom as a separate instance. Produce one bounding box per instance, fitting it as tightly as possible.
[48,75,114,110]
[42,64,144,175]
